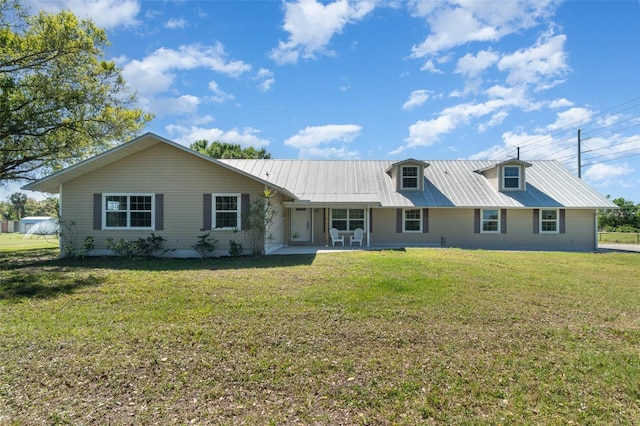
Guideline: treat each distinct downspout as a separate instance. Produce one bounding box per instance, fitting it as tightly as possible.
[594,210,599,251]
[366,204,370,248]
[58,184,64,257]
[324,207,329,247]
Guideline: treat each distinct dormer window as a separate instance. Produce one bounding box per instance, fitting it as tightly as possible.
[503,166,521,189]
[401,166,419,189]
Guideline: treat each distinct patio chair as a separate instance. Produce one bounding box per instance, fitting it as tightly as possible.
[329,228,345,246]
[350,228,364,246]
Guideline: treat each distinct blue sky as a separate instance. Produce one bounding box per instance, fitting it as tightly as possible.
[8,0,640,202]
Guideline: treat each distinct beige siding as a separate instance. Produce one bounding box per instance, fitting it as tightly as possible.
[61,143,272,256]
[369,208,596,250]
[484,167,498,191]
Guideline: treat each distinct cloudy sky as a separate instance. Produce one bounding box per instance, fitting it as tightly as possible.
[9,0,640,202]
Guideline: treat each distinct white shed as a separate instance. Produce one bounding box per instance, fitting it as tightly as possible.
[19,216,57,234]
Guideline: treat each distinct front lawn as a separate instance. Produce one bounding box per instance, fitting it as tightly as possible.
[1,246,638,424]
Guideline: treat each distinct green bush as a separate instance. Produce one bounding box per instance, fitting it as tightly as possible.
[193,232,218,258]
[228,240,243,257]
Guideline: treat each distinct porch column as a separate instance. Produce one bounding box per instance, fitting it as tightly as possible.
[366,205,370,248]
[324,207,329,247]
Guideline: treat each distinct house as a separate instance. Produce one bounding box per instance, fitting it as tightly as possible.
[23,132,617,256]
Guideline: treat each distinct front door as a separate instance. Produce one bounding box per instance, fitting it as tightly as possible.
[290,208,311,242]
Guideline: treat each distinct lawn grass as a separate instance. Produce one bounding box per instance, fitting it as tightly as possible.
[599,232,640,244]
[1,241,638,424]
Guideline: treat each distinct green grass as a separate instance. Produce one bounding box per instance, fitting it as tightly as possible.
[0,232,59,251]
[1,237,639,424]
[599,232,640,244]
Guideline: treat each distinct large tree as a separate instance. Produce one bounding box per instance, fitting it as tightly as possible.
[0,0,152,183]
[190,139,271,159]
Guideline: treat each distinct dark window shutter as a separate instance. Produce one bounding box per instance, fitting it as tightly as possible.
[559,209,566,234]
[533,209,540,234]
[203,194,212,230]
[396,209,402,233]
[241,194,250,230]
[422,208,429,233]
[93,194,102,230]
[369,208,373,233]
[322,208,326,233]
[155,194,164,230]
[474,209,480,234]
[501,209,507,234]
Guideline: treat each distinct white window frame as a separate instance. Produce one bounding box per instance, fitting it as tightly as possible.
[503,166,521,190]
[401,166,419,190]
[481,209,500,234]
[103,193,155,230]
[330,208,365,231]
[403,208,422,233]
[540,209,559,234]
[212,193,241,230]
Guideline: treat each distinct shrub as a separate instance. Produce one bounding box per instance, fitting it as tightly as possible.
[228,240,243,257]
[193,232,218,258]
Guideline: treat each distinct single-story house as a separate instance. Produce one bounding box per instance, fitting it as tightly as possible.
[23,132,617,256]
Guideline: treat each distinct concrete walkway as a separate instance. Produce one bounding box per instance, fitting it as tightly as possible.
[598,243,640,253]
[270,243,640,255]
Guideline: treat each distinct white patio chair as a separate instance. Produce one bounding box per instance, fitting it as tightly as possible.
[350,228,364,246]
[329,228,345,246]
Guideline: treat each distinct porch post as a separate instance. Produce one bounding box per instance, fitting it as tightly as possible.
[366,204,370,248]
[324,208,329,247]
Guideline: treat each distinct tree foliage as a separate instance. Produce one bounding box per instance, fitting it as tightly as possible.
[0,0,152,183]
[599,197,640,232]
[1,192,57,220]
[190,139,271,159]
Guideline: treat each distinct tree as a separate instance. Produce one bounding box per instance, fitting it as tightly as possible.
[9,191,25,219]
[0,0,152,183]
[598,197,640,231]
[190,139,271,159]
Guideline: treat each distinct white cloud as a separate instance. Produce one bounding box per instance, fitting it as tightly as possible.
[498,33,569,89]
[165,18,187,29]
[583,163,634,182]
[152,95,200,117]
[397,98,518,152]
[269,0,376,65]
[166,125,271,148]
[410,0,557,58]
[545,107,593,131]
[285,124,362,158]
[455,50,499,77]
[208,81,235,104]
[254,68,276,92]
[121,43,251,96]
[402,90,431,110]
[478,111,508,133]
[549,98,574,109]
[30,0,140,29]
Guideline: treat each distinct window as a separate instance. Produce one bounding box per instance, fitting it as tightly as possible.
[403,208,422,232]
[503,166,520,189]
[401,166,419,189]
[104,194,153,229]
[331,208,365,231]
[540,209,558,233]
[481,209,500,233]
[213,193,240,229]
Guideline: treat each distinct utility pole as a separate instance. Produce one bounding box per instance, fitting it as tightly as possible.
[578,129,582,178]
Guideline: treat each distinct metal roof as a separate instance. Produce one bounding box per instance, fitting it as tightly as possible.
[21,133,615,209]
[221,159,616,209]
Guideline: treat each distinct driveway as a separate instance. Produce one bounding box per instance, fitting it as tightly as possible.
[598,243,640,253]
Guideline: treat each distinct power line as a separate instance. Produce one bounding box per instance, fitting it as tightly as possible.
[486,97,640,161]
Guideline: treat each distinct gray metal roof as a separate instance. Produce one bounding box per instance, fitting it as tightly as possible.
[221,159,616,209]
